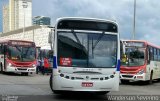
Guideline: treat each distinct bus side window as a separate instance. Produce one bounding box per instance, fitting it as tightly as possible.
[148,47,150,64]
[1,44,5,54]
[148,46,153,64]
[0,44,2,54]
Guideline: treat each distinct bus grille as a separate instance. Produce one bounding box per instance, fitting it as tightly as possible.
[17,68,27,71]
[122,75,133,78]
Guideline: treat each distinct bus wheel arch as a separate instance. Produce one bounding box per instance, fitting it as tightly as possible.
[49,74,62,94]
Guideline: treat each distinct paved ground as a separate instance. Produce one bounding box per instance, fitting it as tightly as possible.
[0,73,160,101]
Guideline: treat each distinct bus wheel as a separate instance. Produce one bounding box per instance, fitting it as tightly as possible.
[0,63,3,74]
[49,75,61,94]
[121,80,129,84]
[149,71,153,84]
[49,74,54,92]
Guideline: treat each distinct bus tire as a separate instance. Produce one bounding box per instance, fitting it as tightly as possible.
[49,75,61,94]
[0,63,3,74]
[149,71,153,84]
[49,74,54,92]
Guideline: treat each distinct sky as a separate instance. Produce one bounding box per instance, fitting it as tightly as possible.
[0,0,160,45]
[0,0,8,32]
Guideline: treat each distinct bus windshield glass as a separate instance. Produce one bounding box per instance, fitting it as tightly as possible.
[57,32,117,68]
[121,47,145,66]
[7,45,36,62]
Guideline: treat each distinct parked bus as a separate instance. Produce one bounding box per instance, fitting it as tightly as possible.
[0,40,36,75]
[49,17,120,94]
[120,40,160,84]
[37,46,53,74]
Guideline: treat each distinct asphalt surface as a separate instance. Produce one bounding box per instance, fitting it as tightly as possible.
[0,73,160,101]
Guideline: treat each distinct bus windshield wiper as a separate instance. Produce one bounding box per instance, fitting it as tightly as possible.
[72,30,82,45]
[92,32,105,50]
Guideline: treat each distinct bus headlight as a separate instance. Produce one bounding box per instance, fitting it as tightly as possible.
[137,69,144,75]
[32,64,36,67]
[8,63,12,66]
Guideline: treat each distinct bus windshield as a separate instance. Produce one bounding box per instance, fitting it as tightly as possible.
[7,45,36,62]
[121,47,145,66]
[57,32,117,68]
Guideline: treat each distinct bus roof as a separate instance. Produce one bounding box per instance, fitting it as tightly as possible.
[55,17,118,33]
[56,17,118,25]
[0,39,35,43]
[121,40,160,49]
[0,39,35,46]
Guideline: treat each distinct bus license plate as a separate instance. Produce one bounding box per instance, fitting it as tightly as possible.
[82,82,93,87]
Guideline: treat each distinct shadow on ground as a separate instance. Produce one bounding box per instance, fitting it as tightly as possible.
[120,79,160,86]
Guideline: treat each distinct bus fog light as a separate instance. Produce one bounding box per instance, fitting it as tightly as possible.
[105,77,109,80]
[110,75,114,78]
[71,77,75,80]
[58,70,61,73]
[65,76,69,79]
[60,73,64,77]
[100,78,104,80]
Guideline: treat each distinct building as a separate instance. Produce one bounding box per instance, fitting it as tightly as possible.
[3,5,9,33]
[33,16,51,26]
[0,25,53,47]
[3,0,32,33]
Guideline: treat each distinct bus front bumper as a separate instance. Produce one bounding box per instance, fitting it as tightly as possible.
[6,66,36,73]
[52,73,119,92]
[120,73,146,81]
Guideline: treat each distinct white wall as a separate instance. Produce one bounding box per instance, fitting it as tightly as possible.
[0,27,51,48]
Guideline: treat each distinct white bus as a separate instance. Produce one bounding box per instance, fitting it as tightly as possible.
[49,17,120,94]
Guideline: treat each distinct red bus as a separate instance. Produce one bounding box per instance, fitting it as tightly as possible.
[120,40,160,84]
[0,40,37,75]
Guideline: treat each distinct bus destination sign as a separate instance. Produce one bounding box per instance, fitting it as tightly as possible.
[11,41,33,46]
[125,42,145,47]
